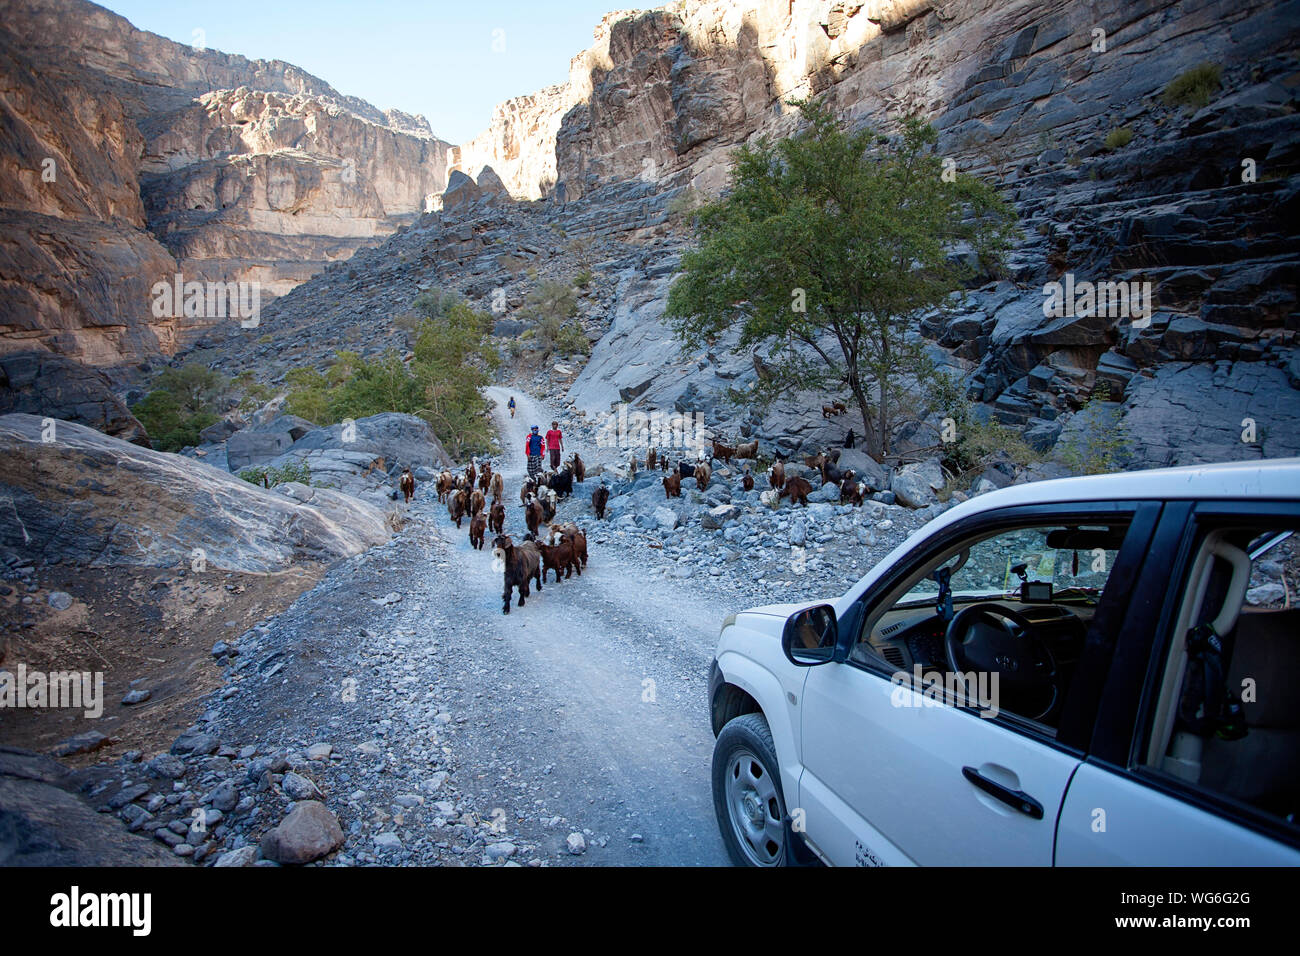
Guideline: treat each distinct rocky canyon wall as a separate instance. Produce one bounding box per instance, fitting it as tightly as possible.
[0,0,452,365]
[456,0,1299,467]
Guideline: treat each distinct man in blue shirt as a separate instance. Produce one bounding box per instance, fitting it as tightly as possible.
[525,425,544,481]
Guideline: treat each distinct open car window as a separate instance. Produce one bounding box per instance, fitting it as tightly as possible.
[850,514,1135,733]
[895,524,1122,610]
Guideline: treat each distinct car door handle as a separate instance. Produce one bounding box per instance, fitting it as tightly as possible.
[962,766,1044,820]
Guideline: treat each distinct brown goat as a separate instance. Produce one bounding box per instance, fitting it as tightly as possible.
[465,463,476,490]
[551,523,588,569]
[399,468,415,503]
[490,472,504,502]
[663,472,682,499]
[520,479,536,506]
[769,460,786,491]
[779,476,812,508]
[448,489,469,528]
[524,496,544,536]
[694,461,712,491]
[569,452,585,484]
[711,439,736,463]
[489,500,506,534]
[592,485,610,519]
[493,534,542,615]
[478,463,492,494]
[470,489,486,516]
[840,471,864,507]
[469,512,487,550]
[734,439,759,460]
[742,468,754,492]
[436,470,453,503]
[536,535,581,583]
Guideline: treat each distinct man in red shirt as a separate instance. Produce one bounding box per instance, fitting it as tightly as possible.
[545,421,564,470]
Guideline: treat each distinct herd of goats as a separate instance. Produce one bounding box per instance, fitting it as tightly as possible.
[396,437,876,614]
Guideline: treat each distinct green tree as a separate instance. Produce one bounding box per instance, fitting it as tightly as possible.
[131,362,229,451]
[282,301,501,459]
[666,100,1017,458]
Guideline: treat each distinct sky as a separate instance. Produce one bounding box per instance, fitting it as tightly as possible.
[102,0,627,143]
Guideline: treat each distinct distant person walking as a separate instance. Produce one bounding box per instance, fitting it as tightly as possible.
[508,396,516,418]
[546,421,564,470]
[525,425,544,481]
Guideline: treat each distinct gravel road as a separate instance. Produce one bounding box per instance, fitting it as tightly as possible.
[429,386,730,864]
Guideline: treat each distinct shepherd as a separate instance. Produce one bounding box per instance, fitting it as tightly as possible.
[508,396,516,418]
[525,425,545,482]
[546,420,564,470]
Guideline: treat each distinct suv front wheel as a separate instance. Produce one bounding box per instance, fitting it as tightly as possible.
[712,713,789,866]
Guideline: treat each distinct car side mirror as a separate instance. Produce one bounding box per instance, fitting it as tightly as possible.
[782,604,838,666]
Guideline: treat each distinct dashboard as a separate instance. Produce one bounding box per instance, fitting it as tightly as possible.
[865,600,1090,673]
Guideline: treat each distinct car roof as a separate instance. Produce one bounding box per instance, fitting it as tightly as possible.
[947,457,1300,518]
[833,457,1300,615]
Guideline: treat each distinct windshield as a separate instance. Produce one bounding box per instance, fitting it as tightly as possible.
[898,524,1121,607]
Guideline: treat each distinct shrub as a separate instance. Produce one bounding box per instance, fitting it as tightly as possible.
[239,460,312,487]
[1103,126,1133,151]
[573,269,593,289]
[282,300,500,459]
[1058,382,1132,476]
[1162,63,1222,110]
[131,362,230,451]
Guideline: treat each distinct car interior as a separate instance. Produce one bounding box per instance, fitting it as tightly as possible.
[851,520,1131,730]
[1144,524,1299,828]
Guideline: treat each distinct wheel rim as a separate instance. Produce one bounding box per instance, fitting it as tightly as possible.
[725,748,784,866]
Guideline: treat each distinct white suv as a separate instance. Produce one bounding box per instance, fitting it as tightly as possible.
[708,460,1300,866]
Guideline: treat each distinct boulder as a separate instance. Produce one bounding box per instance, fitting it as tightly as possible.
[258,413,452,504]
[891,458,946,508]
[836,448,888,490]
[441,170,482,211]
[0,746,182,866]
[0,414,389,571]
[225,414,316,472]
[0,351,149,446]
[258,800,344,865]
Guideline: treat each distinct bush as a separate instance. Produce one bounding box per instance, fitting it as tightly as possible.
[411,287,465,321]
[520,280,577,323]
[1162,63,1222,110]
[1103,126,1133,151]
[1058,383,1132,476]
[282,300,500,459]
[573,269,593,289]
[131,362,230,451]
[238,460,312,487]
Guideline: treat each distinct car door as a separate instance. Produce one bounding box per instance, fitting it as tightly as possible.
[795,502,1160,866]
[1055,500,1300,864]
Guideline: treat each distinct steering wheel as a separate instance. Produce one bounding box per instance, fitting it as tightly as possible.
[944,602,1061,722]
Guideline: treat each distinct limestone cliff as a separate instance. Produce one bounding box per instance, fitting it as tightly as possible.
[0,0,452,365]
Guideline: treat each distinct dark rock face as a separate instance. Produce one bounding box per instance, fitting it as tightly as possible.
[0,351,150,445]
[0,746,182,866]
